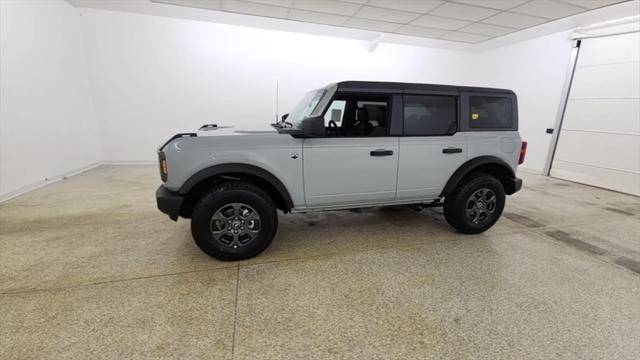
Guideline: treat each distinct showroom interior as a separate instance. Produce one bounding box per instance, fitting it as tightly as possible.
[1,0,639,358]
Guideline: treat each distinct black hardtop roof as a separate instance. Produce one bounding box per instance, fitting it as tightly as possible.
[336,81,515,95]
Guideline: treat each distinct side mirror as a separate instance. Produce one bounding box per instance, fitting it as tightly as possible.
[301,116,325,137]
[281,113,289,121]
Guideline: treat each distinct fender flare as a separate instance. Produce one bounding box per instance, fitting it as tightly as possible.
[179,163,294,210]
[440,156,516,197]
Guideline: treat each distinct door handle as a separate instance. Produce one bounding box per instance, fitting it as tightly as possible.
[370,149,394,157]
[442,147,462,154]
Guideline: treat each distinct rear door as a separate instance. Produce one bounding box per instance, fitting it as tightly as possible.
[303,94,399,207]
[396,94,468,200]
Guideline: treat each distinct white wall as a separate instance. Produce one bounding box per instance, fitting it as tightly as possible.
[81,8,576,173]
[80,9,474,162]
[0,0,101,200]
[473,31,575,172]
[0,3,580,200]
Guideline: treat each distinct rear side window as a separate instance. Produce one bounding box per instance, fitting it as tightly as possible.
[470,96,513,129]
[403,95,457,136]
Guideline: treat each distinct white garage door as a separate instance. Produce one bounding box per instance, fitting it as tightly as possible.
[551,31,640,195]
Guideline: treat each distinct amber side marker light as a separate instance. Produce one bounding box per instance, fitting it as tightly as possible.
[519,141,528,165]
[158,151,168,181]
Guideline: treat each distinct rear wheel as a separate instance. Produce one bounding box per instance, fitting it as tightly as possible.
[191,182,277,261]
[444,173,505,234]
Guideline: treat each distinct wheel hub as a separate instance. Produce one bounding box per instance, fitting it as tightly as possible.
[465,188,496,225]
[210,203,261,248]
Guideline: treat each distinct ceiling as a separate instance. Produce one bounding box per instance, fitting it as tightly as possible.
[149,0,629,43]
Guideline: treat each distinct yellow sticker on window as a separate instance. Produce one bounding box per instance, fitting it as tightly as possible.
[471,113,479,120]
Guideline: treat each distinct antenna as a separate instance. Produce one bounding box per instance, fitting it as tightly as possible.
[275,81,279,122]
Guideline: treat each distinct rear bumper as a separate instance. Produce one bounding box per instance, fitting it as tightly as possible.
[505,177,523,195]
[156,186,184,221]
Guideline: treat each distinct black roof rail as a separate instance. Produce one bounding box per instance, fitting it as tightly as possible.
[335,81,515,95]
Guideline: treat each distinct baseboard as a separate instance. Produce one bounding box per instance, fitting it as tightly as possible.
[0,162,549,204]
[0,162,103,203]
[101,160,156,165]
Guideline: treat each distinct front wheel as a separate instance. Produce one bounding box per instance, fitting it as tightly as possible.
[443,173,505,234]
[191,182,278,261]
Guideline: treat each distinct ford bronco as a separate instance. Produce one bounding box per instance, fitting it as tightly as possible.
[156,81,525,260]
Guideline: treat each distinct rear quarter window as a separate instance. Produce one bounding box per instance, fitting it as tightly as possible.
[469,96,513,129]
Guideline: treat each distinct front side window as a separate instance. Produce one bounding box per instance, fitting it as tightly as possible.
[322,96,390,137]
[403,95,457,136]
[323,100,346,126]
[469,96,513,129]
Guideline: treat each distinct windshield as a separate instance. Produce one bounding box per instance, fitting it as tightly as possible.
[286,89,326,129]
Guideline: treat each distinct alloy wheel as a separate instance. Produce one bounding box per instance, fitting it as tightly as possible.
[465,188,497,225]
[210,203,261,248]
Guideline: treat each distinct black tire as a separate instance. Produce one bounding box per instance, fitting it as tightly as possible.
[443,173,505,234]
[191,181,278,261]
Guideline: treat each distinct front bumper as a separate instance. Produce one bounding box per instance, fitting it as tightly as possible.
[505,177,523,195]
[156,186,184,221]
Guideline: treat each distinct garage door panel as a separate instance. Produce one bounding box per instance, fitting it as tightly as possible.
[569,62,640,99]
[577,32,640,66]
[551,161,640,196]
[554,131,640,172]
[562,98,640,134]
[551,32,640,195]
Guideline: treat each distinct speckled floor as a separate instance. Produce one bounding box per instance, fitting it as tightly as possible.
[1,165,639,359]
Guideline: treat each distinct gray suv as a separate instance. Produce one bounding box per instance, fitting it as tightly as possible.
[156,81,526,260]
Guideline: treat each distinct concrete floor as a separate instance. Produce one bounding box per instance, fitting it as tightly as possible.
[1,165,639,359]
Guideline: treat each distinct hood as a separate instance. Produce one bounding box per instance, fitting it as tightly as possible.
[196,124,278,137]
[158,124,282,151]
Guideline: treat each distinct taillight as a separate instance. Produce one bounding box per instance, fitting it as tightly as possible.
[518,141,527,165]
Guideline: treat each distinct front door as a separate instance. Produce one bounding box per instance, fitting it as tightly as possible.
[303,94,399,207]
[303,138,399,207]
